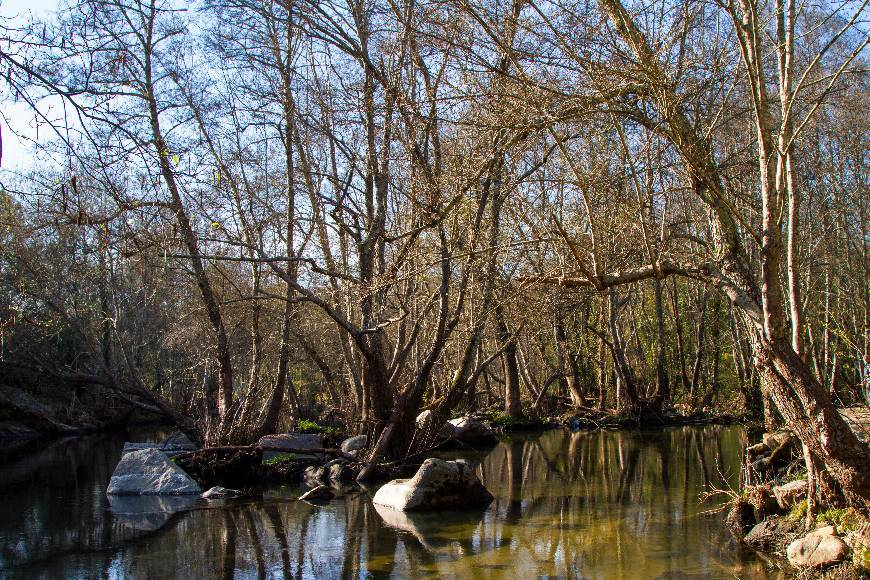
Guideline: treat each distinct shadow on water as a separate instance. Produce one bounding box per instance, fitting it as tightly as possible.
[0,426,785,579]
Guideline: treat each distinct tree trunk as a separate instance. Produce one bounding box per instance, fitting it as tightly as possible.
[497,305,522,419]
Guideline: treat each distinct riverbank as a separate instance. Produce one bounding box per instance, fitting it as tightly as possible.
[722,427,869,578]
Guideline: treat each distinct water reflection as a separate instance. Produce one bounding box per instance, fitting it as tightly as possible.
[0,426,782,579]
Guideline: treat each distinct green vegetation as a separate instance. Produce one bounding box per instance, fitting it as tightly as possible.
[787,499,808,523]
[295,419,342,438]
[263,453,297,466]
[817,507,866,534]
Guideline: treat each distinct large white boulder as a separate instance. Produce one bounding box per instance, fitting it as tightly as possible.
[372,458,493,512]
[107,448,201,495]
[787,526,850,568]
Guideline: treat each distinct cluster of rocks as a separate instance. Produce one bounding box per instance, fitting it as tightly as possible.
[746,430,803,477]
[726,429,866,572]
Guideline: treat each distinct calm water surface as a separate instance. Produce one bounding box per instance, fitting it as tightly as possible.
[0,426,783,579]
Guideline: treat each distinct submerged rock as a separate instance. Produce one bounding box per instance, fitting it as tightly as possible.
[107,448,201,495]
[372,458,493,512]
[772,480,807,510]
[107,494,197,534]
[201,486,240,500]
[299,485,334,503]
[787,526,849,568]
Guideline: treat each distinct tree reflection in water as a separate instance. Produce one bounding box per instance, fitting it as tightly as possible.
[0,426,783,579]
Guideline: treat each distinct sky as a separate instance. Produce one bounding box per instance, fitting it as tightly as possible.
[1,0,59,172]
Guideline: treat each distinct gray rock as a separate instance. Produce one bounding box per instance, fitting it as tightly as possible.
[304,465,327,485]
[201,486,240,500]
[161,431,196,450]
[340,435,367,456]
[259,432,323,461]
[107,448,201,495]
[415,410,453,438]
[744,516,802,550]
[299,485,334,502]
[773,480,808,510]
[372,458,493,512]
[787,526,849,568]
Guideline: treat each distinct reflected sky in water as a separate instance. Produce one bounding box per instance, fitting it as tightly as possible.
[0,426,784,579]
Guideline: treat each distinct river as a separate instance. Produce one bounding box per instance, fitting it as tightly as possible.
[0,425,783,578]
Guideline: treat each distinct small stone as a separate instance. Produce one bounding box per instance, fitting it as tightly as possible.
[772,480,807,510]
[299,485,334,502]
[201,486,239,500]
[787,527,850,568]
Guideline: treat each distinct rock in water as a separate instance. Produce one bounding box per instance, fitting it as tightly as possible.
[202,486,240,500]
[773,480,807,510]
[372,458,493,512]
[787,526,850,568]
[299,485,334,503]
[107,448,201,495]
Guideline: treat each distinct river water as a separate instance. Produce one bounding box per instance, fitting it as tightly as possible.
[0,425,783,579]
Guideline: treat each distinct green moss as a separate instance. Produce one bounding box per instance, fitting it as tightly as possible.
[264,452,297,465]
[818,507,866,534]
[787,499,808,523]
[296,419,341,438]
[785,470,808,482]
